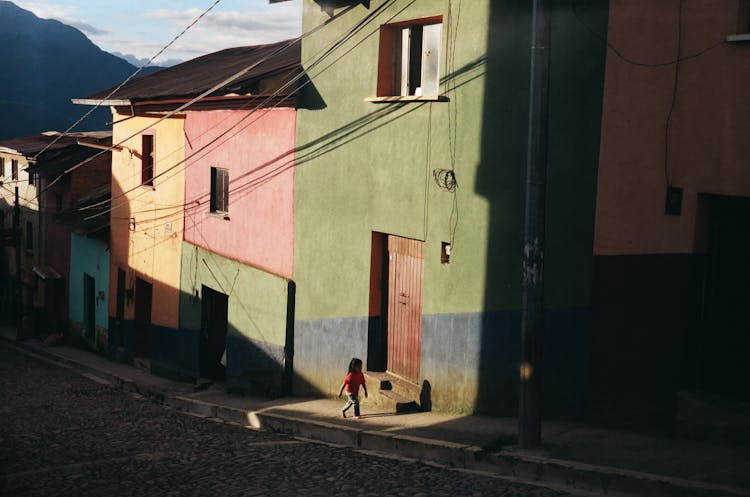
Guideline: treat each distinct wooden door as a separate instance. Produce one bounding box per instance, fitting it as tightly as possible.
[387,235,424,382]
[133,277,152,357]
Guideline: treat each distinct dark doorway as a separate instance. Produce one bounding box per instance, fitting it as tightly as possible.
[133,277,152,357]
[115,268,126,347]
[200,285,228,380]
[386,235,424,383]
[690,195,750,400]
[367,232,389,372]
[83,273,95,343]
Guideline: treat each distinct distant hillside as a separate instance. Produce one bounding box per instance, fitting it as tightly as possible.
[0,1,162,139]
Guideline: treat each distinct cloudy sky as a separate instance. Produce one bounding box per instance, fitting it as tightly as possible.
[14,0,302,64]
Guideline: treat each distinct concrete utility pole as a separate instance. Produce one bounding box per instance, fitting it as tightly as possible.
[13,187,22,339]
[519,0,551,450]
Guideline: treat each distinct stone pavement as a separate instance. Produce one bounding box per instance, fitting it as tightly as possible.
[1,326,749,497]
[0,345,561,497]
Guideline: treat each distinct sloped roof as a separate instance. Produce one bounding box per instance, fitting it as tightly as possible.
[80,39,301,103]
[0,131,103,156]
[53,183,111,235]
[7,132,112,176]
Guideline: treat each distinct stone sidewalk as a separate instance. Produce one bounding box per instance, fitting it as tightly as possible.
[1,326,749,497]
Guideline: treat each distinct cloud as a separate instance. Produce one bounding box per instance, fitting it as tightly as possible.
[65,19,108,36]
[13,1,108,36]
[144,0,302,57]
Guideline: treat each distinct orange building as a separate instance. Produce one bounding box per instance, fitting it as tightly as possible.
[592,0,750,427]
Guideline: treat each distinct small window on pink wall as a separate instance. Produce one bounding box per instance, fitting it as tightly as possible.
[210,167,229,214]
[141,133,154,186]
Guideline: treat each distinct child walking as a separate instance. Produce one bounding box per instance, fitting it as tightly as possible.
[338,357,367,418]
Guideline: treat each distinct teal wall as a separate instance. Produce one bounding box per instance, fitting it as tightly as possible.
[293,0,608,413]
[68,233,109,331]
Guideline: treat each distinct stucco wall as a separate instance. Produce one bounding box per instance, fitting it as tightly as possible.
[293,0,609,414]
[595,0,750,255]
[179,241,291,392]
[183,108,295,279]
[108,112,185,330]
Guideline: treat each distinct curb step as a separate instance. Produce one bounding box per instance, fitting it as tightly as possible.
[3,336,749,497]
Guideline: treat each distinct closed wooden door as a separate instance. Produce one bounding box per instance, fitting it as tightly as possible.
[387,235,424,382]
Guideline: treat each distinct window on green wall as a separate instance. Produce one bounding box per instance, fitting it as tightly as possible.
[377,17,442,97]
[210,167,229,214]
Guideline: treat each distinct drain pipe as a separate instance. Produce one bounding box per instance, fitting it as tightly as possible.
[519,0,551,450]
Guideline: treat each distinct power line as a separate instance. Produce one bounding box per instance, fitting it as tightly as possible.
[571,0,725,68]
[32,0,225,160]
[79,0,406,223]
[664,0,684,186]
[28,0,377,211]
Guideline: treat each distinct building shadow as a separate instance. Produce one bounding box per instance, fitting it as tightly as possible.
[474,0,610,418]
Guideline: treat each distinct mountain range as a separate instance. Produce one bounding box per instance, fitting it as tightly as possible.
[0,1,164,140]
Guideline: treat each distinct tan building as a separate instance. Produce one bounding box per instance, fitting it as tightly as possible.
[0,137,44,325]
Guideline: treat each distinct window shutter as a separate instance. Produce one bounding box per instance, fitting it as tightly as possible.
[210,167,218,212]
[220,168,229,213]
[210,167,229,213]
[420,23,442,96]
[400,28,411,96]
[142,135,154,186]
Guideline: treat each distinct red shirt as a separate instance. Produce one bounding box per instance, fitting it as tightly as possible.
[344,372,366,395]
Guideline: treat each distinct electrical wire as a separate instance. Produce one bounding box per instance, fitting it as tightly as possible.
[664,0,684,186]
[79,0,405,223]
[571,0,725,68]
[32,0,225,160]
[30,0,375,212]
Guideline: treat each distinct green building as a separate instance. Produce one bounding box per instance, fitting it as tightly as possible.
[291,0,609,416]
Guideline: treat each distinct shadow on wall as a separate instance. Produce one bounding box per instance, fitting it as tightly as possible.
[474,0,609,418]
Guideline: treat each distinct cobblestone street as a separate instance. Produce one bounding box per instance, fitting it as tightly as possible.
[0,345,567,497]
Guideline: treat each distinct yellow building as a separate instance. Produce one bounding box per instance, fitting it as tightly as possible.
[104,112,185,361]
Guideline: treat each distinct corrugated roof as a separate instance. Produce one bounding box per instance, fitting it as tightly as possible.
[0,132,111,156]
[82,39,301,102]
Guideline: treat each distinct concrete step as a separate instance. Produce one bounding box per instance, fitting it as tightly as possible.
[365,371,421,401]
[365,371,421,413]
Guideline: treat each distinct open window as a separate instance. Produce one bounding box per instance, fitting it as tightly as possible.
[376,17,443,98]
[210,167,229,214]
